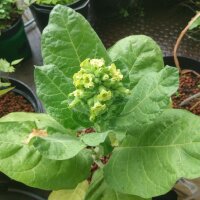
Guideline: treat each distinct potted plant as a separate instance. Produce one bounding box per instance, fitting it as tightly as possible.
[30,0,90,32]
[1,5,200,200]
[0,58,43,116]
[0,0,32,62]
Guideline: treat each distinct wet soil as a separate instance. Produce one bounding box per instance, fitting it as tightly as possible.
[172,71,200,115]
[0,91,34,117]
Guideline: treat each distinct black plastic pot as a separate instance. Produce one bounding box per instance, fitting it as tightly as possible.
[164,56,200,72]
[0,178,48,200]
[0,18,32,62]
[30,0,90,32]
[1,77,43,113]
[153,190,177,200]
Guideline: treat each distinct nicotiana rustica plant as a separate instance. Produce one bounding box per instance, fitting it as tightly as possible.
[1,5,200,200]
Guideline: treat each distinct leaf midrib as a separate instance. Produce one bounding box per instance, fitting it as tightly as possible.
[118,141,200,149]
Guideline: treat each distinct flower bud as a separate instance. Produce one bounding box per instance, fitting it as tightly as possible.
[90,102,106,121]
[90,58,105,68]
[97,89,112,102]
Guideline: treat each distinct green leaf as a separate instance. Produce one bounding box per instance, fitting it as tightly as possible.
[0,59,15,73]
[11,58,23,65]
[0,86,14,96]
[31,134,86,160]
[113,66,179,134]
[104,109,200,198]
[108,35,164,87]
[0,113,92,190]
[41,5,111,77]
[0,112,67,134]
[86,169,150,200]
[80,132,110,147]
[189,15,200,30]
[48,181,89,200]
[35,64,81,130]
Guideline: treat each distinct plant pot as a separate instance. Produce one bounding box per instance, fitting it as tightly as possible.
[30,0,90,32]
[0,178,48,200]
[164,57,200,117]
[153,190,177,200]
[0,18,32,62]
[0,77,43,116]
[164,56,200,72]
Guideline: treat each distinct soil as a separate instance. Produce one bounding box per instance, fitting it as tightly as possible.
[172,71,200,115]
[0,91,34,117]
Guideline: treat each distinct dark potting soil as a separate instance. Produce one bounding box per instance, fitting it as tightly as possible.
[0,91,34,117]
[172,71,200,115]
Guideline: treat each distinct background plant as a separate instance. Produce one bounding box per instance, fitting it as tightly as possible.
[1,5,200,200]
[0,0,32,32]
[0,58,22,95]
[34,0,76,5]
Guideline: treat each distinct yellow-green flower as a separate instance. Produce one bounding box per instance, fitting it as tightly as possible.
[90,102,106,121]
[108,64,123,81]
[102,74,109,81]
[90,58,105,68]
[80,58,91,71]
[82,73,94,88]
[73,70,84,87]
[97,89,112,102]
[70,89,84,97]
[68,58,130,122]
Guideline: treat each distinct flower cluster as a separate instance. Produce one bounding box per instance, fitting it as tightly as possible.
[69,58,130,121]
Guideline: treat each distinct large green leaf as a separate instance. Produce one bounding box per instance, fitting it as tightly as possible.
[108,35,164,87]
[85,169,150,200]
[31,134,86,160]
[0,112,67,134]
[49,181,89,200]
[80,132,110,147]
[113,66,179,134]
[0,113,92,190]
[104,109,200,198]
[35,64,83,129]
[41,5,111,77]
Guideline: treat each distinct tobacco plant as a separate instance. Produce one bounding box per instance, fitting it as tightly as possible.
[1,5,200,200]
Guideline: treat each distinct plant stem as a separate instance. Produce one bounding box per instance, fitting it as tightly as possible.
[182,69,200,77]
[180,92,200,106]
[190,101,200,110]
[94,160,104,168]
[173,12,200,72]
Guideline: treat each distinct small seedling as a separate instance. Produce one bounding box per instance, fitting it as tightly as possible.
[0,58,22,96]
